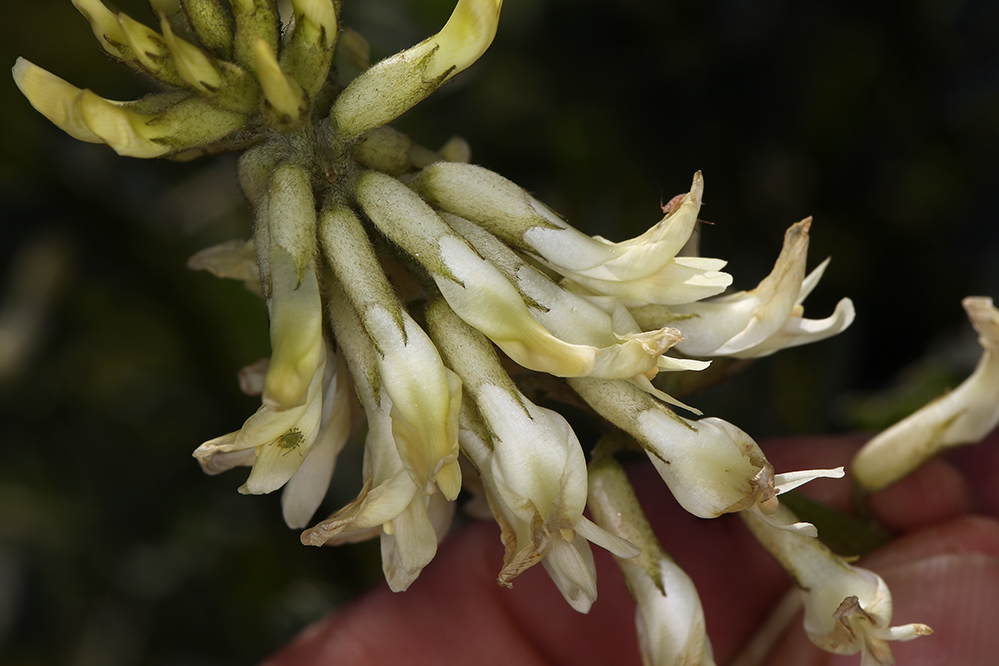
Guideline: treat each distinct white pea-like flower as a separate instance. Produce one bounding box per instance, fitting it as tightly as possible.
[640,218,855,358]
[412,163,733,307]
[281,353,354,529]
[743,505,932,665]
[588,451,716,666]
[301,284,453,592]
[428,299,638,612]
[570,376,842,533]
[356,170,681,380]
[192,337,332,495]
[319,204,463,500]
[441,211,706,380]
[853,295,999,491]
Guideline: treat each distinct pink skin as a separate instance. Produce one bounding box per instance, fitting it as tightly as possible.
[264,434,999,666]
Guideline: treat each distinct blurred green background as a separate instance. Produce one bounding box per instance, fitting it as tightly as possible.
[1,0,997,663]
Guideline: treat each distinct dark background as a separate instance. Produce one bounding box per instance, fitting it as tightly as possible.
[1,0,997,663]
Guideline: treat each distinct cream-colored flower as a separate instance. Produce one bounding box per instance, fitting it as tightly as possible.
[588,449,716,666]
[853,296,999,491]
[192,338,331,495]
[441,211,704,380]
[646,219,854,358]
[412,163,732,307]
[357,171,683,380]
[428,299,638,612]
[258,162,323,411]
[281,353,354,529]
[303,288,453,591]
[743,505,932,665]
[570,377,841,532]
[319,204,463,500]
[631,557,716,666]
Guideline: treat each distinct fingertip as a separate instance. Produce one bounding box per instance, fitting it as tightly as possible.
[869,457,975,532]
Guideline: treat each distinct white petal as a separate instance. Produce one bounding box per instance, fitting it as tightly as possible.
[542,534,598,614]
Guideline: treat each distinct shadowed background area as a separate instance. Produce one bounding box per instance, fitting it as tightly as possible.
[0,0,996,664]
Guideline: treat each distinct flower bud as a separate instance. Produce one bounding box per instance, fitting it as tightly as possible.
[853,296,999,491]
[253,38,310,130]
[260,164,323,411]
[230,0,281,76]
[281,0,338,97]
[13,58,104,144]
[117,12,184,86]
[159,13,222,94]
[262,248,324,411]
[75,89,174,158]
[588,449,716,666]
[72,0,129,59]
[181,0,235,58]
[333,0,503,137]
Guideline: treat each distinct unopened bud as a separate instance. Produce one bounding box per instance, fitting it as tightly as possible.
[181,0,235,58]
[13,58,103,144]
[117,12,184,87]
[72,0,129,59]
[160,13,222,93]
[254,38,309,130]
[333,0,502,137]
[281,0,338,96]
[231,0,280,76]
[75,89,173,158]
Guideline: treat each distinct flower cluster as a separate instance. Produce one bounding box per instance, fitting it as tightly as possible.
[18,1,998,664]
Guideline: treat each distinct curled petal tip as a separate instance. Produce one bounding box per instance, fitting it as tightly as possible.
[253,38,309,126]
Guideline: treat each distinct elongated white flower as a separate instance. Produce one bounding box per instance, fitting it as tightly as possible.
[259,164,323,412]
[569,377,841,532]
[281,353,354,529]
[588,449,716,666]
[441,212,703,379]
[357,171,680,380]
[853,296,999,491]
[411,163,732,307]
[428,299,637,612]
[302,284,451,591]
[319,204,462,500]
[650,219,854,358]
[192,337,331,494]
[742,505,932,665]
